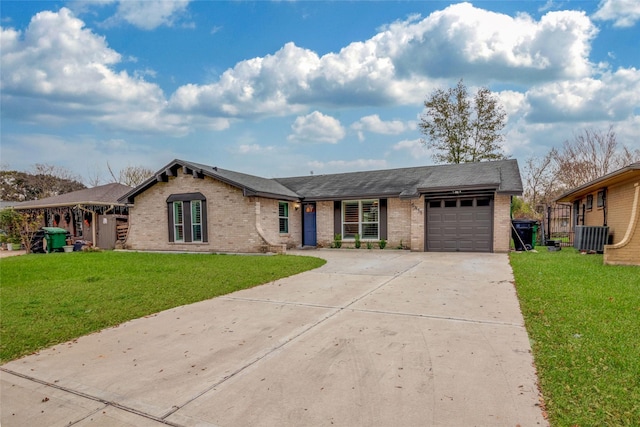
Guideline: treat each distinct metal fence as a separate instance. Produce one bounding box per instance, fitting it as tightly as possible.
[541,204,574,247]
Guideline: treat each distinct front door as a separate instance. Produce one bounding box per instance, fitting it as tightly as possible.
[303,203,317,246]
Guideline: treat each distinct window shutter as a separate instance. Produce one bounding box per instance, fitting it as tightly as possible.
[380,199,387,240]
[334,201,341,236]
[167,202,174,242]
[201,202,208,242]
[183,201,192,242]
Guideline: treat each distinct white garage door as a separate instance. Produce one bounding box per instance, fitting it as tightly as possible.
[426,197,493,252]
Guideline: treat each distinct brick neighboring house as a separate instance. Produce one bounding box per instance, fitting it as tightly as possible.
[13,183,132,249]
[556,162,640,266]
[119,159,523,254]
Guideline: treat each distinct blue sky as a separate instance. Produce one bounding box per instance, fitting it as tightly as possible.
[1,0,639,184]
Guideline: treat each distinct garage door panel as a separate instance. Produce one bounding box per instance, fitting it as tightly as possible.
[458,212,474,222]
[443,213,458,222]
[458,240,474,251]
[426,199,493,253]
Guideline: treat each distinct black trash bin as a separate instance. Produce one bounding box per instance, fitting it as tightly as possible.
[512,220,537,251]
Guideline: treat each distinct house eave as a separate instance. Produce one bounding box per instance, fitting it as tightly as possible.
[555,163,640,203]
[14,201,127,210]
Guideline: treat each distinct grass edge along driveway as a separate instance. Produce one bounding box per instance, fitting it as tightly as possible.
[0,251,325,363]
[510,249,639,427]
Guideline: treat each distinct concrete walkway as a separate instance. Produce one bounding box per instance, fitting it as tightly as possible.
[1,250,547,426]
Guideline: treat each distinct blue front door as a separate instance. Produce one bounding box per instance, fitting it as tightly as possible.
[303,203,317,246]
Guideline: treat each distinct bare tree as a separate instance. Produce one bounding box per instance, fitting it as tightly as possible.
[522,149,559,209]
[522,126,639,210]
[107,163,154,187]
[554,126,618,189]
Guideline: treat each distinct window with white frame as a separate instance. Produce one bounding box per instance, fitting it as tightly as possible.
[279,202,289,233]
[191,200,202,242]
[173,201,184,242]
[342,200,379,239]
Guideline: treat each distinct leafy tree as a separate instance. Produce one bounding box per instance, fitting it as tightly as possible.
[0,208,43,253]
[419,79,508,164]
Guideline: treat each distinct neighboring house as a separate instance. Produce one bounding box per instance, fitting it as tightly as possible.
[119,159,522,254]
[556,162,640,266]
[13,183,132,249]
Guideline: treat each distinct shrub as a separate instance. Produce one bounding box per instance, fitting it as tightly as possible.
[354,233,361,249]
[333,233,342,248]
[379,239,387,249]
[366,241,373,250]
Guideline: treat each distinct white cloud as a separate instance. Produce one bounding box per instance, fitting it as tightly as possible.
[287,111,345,144]
[168,3,599,118]
[104,0,191,30]
[1,3,634,144]
[351,114,409,135]
[393,139,430,159]
[238,144,275,154]
[524,68,640,123]
[593,0,640,28]
[0,8,186,134]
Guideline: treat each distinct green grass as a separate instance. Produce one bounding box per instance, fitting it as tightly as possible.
[0,251,325,363]
[510,249,640,427]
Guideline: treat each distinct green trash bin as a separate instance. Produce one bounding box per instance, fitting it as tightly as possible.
[42,227,69,253]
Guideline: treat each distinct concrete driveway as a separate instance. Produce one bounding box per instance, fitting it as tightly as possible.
[1,250,547,426]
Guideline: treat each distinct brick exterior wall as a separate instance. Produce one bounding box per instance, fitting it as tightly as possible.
[604,181,640,265]
[315,201,334,247]
[574,179,637,243]
[410,197,425,251]
[388,198,412,249]
[128,170,514,254]
[493,193,513,253]
[126,170,295,253]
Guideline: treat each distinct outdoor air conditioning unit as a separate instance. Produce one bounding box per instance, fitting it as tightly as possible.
[574,226,609,252]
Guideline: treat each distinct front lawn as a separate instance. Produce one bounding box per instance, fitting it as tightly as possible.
[510,249,640,427]
[0,251,325,363]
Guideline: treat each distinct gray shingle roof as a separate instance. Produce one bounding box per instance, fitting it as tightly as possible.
[184,160,300,199]
[13,183,132,209]
[121,158,523,203]
[275,159,522,200]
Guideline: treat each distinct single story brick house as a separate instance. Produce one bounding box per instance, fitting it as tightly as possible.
[556,162,640,266]
[13,183,132,249]
[119,159,523,254]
